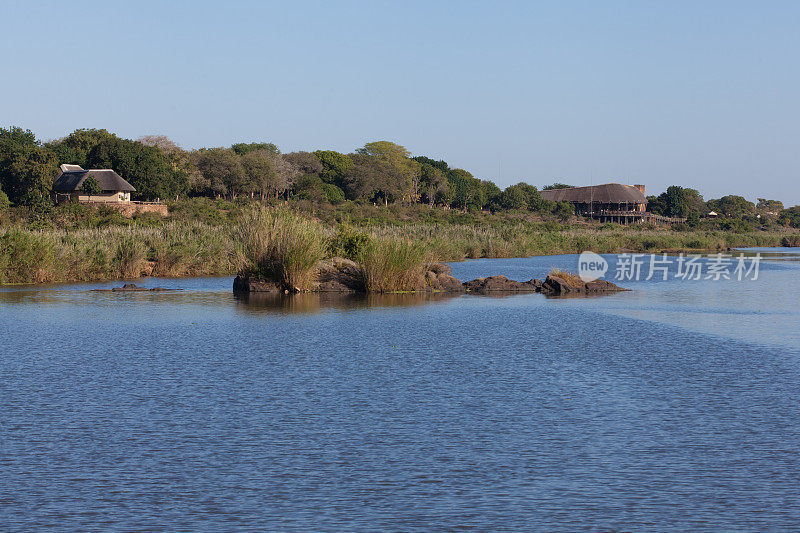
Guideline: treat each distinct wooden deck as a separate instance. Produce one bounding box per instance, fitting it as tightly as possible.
[583,210,686,225]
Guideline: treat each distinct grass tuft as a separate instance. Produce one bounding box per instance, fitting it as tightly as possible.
[358,237,429,293]
[236,206,327,291]
[548,267,585,286]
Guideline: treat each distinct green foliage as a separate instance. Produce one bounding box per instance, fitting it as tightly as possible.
[706,195,755,219]
[757,198,784,213]
[328,224,371,260]
[347,141,418,204]
[411,156,449,173]
[321,183,346,204]
[778,206,800,228]
[80,175,103,196]
[542,183,574,190]
[240,149,278,198]
[46,129,113,168]
[231,142,280,156]
[553,201,574,221]
[650,186,706,218]
[293,174,325,201]
[314,150,353,189]
[448,168,485,210]
[0,126,59,206]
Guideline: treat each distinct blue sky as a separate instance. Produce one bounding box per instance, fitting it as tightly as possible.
[3,0,799,204]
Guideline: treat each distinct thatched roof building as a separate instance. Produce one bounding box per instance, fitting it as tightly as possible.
[540,183,647,214]
[52,164,135,204]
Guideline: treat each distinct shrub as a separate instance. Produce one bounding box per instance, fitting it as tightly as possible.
[781,235,800,247]
[236,206,327,291]
[328,223,371,260]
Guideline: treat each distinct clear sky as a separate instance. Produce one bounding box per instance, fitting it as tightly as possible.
[3,0,799,204]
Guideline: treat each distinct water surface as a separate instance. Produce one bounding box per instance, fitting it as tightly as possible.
[1,252,799,531]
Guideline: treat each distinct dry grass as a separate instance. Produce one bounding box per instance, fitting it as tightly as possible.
[548,267,585,286]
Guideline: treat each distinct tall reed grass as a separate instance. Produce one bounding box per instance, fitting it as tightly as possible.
[236,206,327,291]
[0,222,236,284]
[358,237,429,292]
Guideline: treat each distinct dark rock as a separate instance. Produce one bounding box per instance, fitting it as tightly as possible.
[316,258,364,293]
[541,274,627,295]
[424,263,465,292]
[233,275,281,293]
[111,284,148,292]
[463,275,540,293]
[584,279,626,292]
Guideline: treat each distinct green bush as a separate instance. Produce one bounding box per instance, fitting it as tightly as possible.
[328,224,371,260]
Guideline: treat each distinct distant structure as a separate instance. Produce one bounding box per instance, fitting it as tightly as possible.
[52,164,135,204]
[540,183,678,224]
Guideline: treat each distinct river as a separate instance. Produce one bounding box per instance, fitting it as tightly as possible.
[1,250,799,531]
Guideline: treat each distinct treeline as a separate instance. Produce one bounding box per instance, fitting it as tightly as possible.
[0,127,574,217]
[646,185,798,229]
[1,126,798,229]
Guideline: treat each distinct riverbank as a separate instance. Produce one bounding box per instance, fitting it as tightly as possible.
[0,210,794,285]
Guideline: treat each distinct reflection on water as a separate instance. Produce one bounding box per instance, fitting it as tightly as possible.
[233,290,463,314]
[2,255,800,530]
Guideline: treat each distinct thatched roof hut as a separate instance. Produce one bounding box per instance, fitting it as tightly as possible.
[53,165,135,193]
[540,183,646,206]
[52,164,135,204]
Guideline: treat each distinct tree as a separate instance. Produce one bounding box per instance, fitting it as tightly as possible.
[757,198,784,214]
[231,142,280,156]
[481,180,502,208]
[46,128,113,168]
[651,186,706,218]
[321,183,346,204]
[353,141,417,204]
[86,136,189,200]
[448,169,485,211]
[80,175,102,201]
[500,182,545,211]
[542,182,574,190]
[778,206,800,228]
[412,155,449,173]
[314,150,353,190]
[272,154,300,199]
[707,195,756,218]
[0,126,58,206]
[284,151,323,177]
[500,184,528,210]
[240,149,278,199]
[553,200,574,221]
[419,164,447,205]
[138,135,182,156]
[191,148,244,198]
[293,174,325,201]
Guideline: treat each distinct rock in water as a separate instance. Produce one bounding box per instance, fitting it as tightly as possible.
[425,263,465,292]
[462,275,541,293]
[233,275,282,293]
[541,274,627,295]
